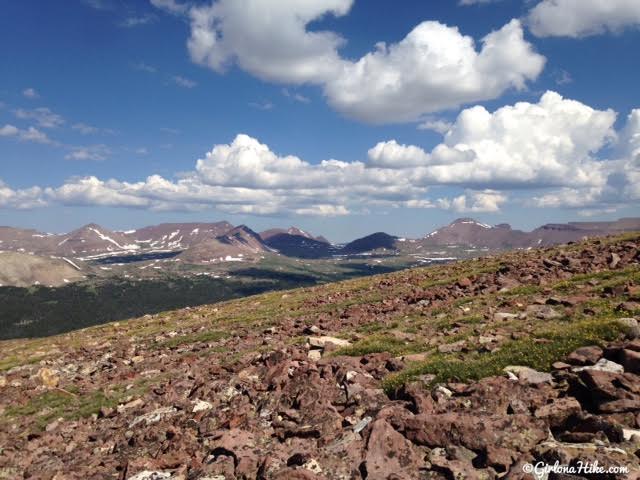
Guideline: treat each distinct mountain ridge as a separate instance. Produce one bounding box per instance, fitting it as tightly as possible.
[1,217,639,263]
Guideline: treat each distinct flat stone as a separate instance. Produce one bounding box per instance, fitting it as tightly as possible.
[573,358,625,374]
[307,349,322,361]
[503,366,553,384]
[127,471,173,480]
[399,352,429,363]
[566,345,603,365]
[526,304,562,320]
[307,336,351,349]
[192,399,213,413]
[438,340,466,353]
[129,406,178,428]
[494,312,518,321]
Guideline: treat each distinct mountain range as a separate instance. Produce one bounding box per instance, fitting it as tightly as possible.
[1,217,639,265]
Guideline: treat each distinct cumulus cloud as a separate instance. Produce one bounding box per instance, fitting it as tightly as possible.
[0,124,53,144]
[527,0,640,37]
[326,19,545,123]
[531,109,640,210]
[0,180,46,209]
[187,0,352,85]
[417,118,453,134]
[165,0,546,123]
[3,94,638,215]
[371,91,617,189]
[14,107,64,128]
[438,190,507,213]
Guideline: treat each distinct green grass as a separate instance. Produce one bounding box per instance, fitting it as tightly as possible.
[0,354,45,373]
[3,377,157,431]
[382,317,629,394]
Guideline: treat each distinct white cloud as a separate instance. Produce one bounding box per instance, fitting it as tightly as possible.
[439,190,507,213]
[150,0,189,15]
[187,0,352,85]
[371,91,617,188]
[22,88,40,99]
[72,123,99,135]
[176,1,545,123]
[417,118,453,134]
[248,101,274,111]
[65,145,111,161]
[172,75,197,88]
[132,62,157,73]
[0,124,53,144]
[71,122,114,135]
[327,19,545,123]
[120,15,156,28]
[282,89,311,104]
[532,108,640,210]
[0,180,46,209]
[528,0,640,37]
[459,0,502,4]
[3,95,638,215]
[368,140,432,168]
[14,107,64,128]
[0,125,19,137]
[27,134,427,215]
[554,69,573,85]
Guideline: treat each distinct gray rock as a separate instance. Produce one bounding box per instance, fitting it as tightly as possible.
[503,366,553,384]
[526,304,562,320]
[129,406,178,428]
[616,317,640,339]
[307,336,351,349]
[127,471,173,480]
[353,416,372,434]
[573,358,624,374]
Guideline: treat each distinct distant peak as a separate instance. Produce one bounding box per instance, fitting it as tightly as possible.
[449,218,492,229]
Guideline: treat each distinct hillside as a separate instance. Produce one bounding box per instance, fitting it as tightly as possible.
[1,234,639,478]
[0,252,85,287]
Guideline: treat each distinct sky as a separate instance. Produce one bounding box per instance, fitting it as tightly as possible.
[0,0,639,242]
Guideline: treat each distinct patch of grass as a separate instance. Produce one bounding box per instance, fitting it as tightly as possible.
[356,321,397,335]
[0,354,45,373]
[382,317,629,394]
[156,329,229,349]
[3,377,158,430]
[503,285,544,296]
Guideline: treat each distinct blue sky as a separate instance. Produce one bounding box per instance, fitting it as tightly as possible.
[0,0,639,241]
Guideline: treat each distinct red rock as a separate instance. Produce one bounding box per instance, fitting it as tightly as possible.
[566,345,603,365]
[404,412,547,469]
[534,397,582,428]
[621,348,640,373]
[364,419,424,480]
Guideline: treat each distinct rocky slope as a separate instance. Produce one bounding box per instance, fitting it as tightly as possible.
[1,234,640,479]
